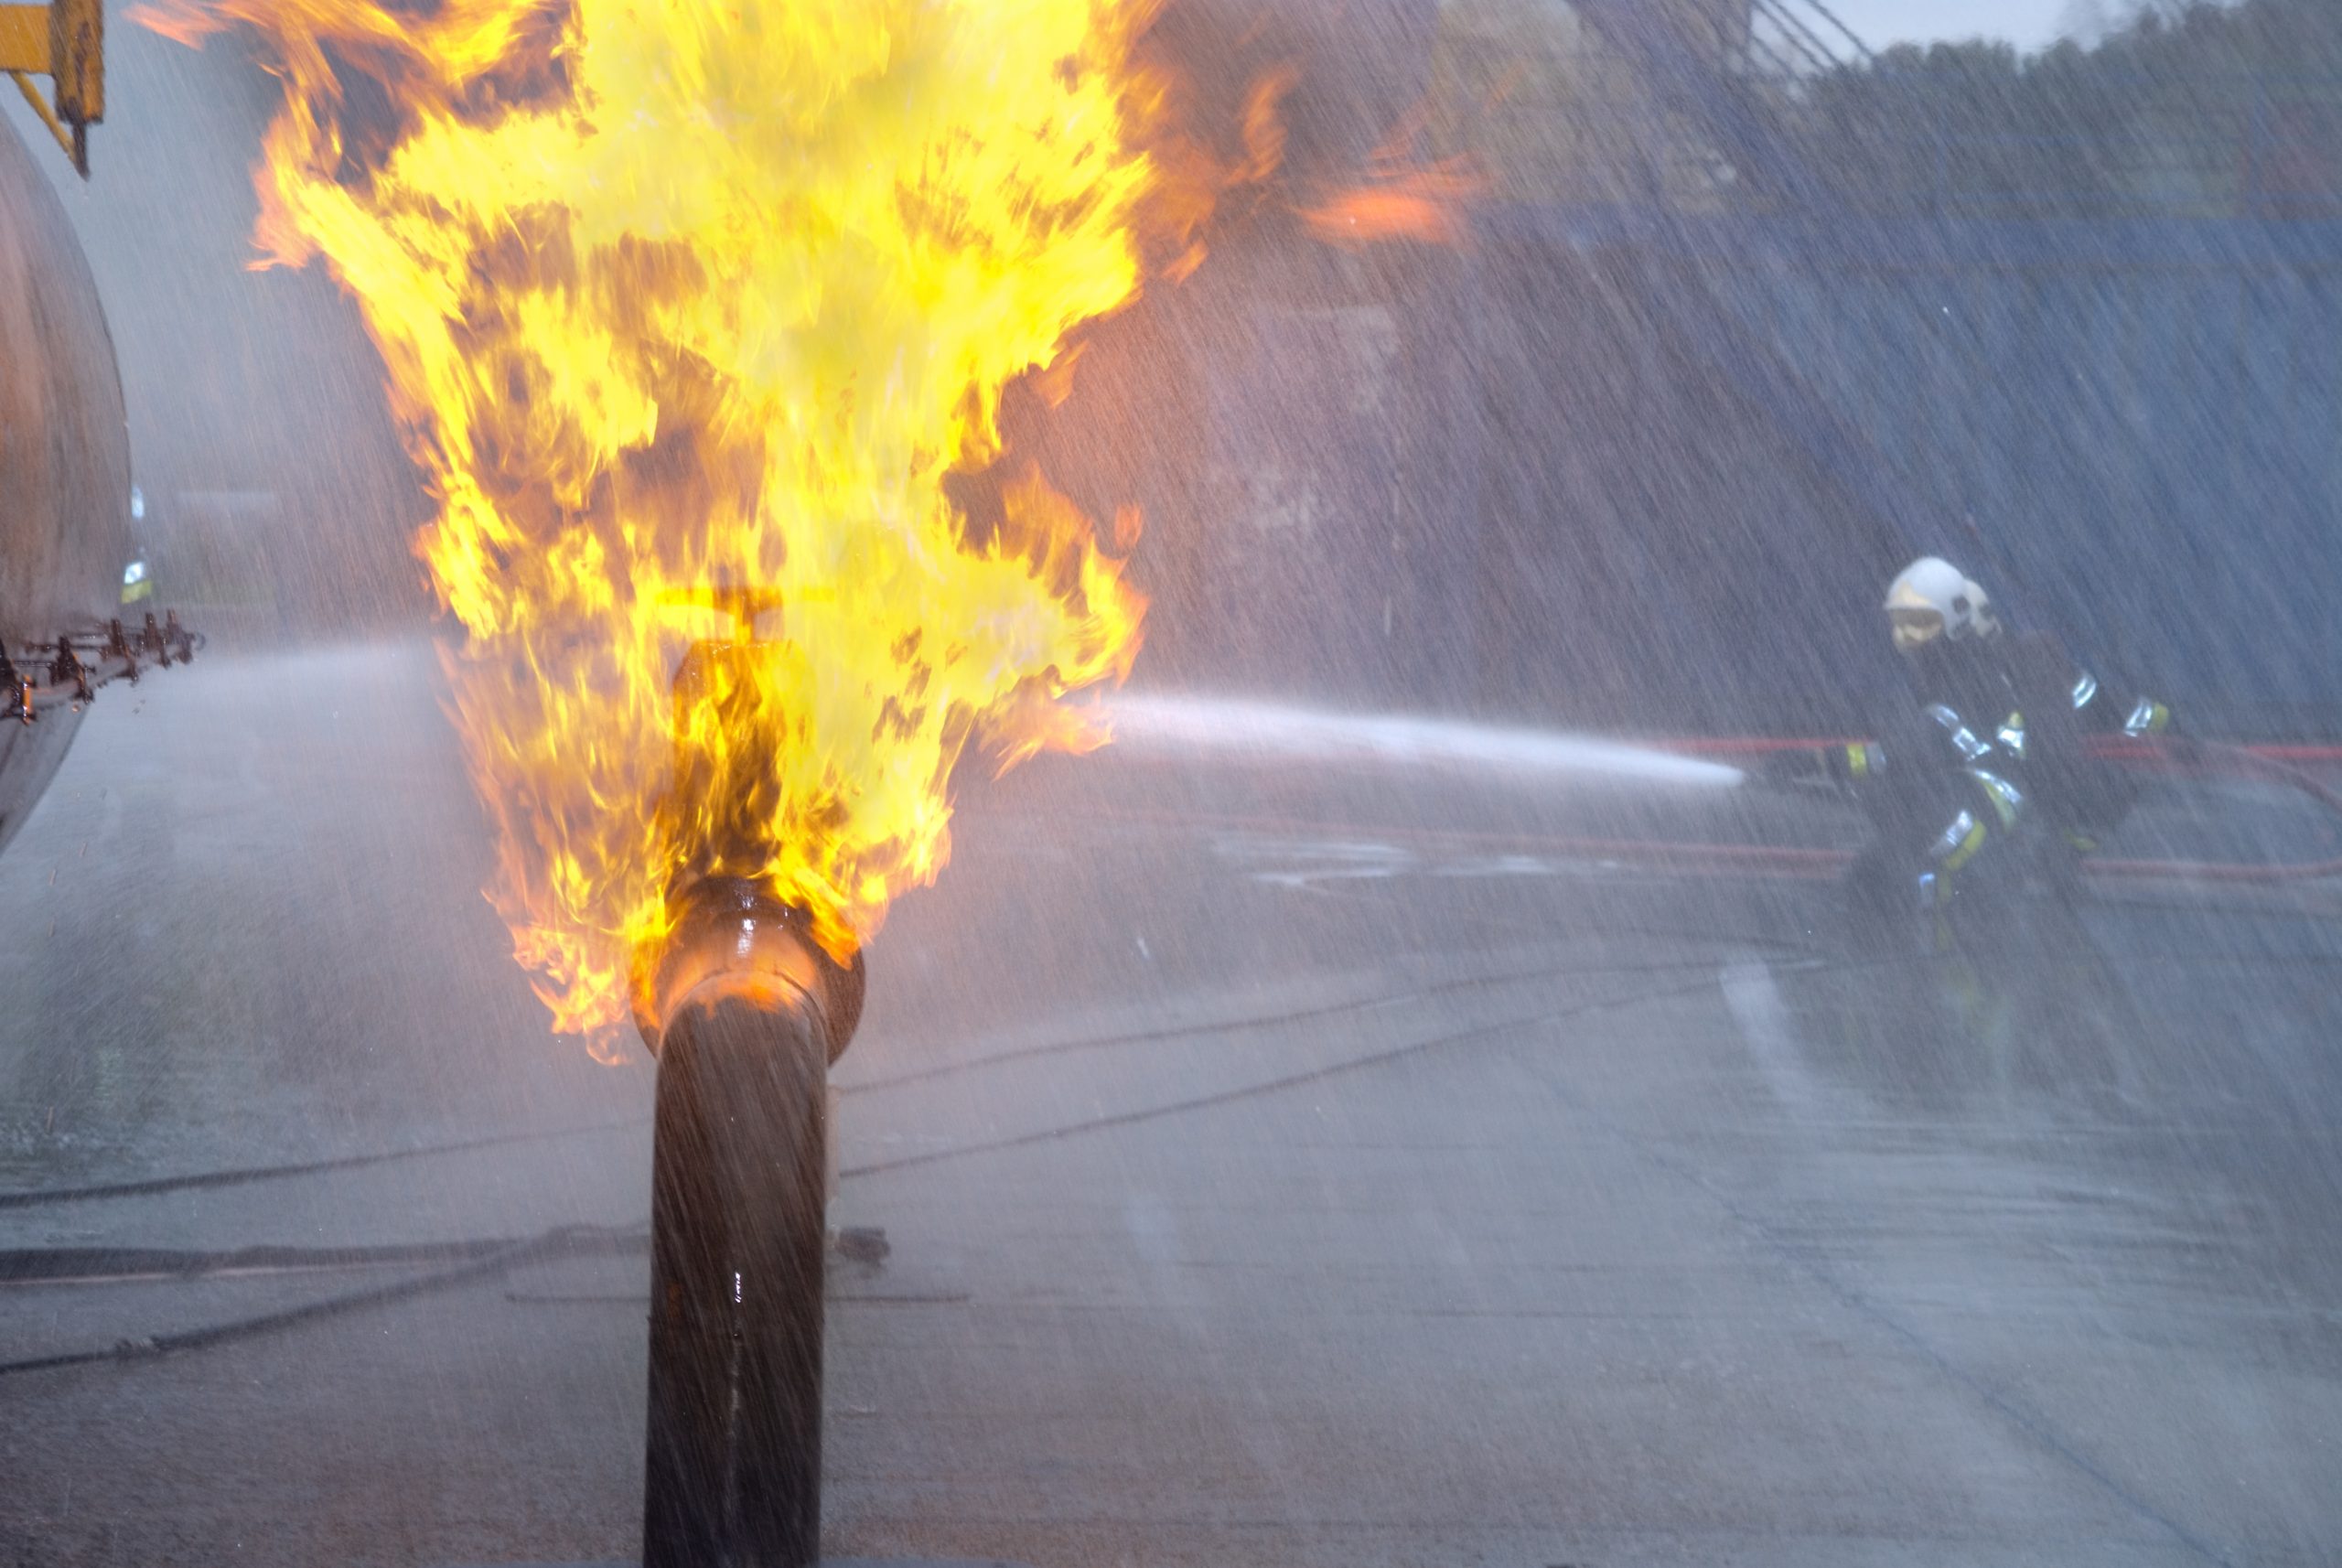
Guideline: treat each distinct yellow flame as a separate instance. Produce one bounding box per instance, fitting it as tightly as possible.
[142,0,1173,1051]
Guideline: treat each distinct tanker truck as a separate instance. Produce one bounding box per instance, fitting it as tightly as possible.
[2,0,194,855]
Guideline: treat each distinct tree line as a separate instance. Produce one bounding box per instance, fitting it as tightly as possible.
[1789,0,2342,215]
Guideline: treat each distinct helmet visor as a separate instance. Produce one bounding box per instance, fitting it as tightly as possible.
[1889,607,1945,651]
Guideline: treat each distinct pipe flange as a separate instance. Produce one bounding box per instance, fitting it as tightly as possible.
[632,878,865,1062]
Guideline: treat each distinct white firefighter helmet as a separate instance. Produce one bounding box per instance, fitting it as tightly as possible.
[1885,556,1996,651]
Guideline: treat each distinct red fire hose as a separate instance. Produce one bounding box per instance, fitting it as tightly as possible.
[2076,736,2342,883]
[1660,734,2342,886]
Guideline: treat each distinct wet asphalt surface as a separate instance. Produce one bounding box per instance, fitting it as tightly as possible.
[1,641,2338,1567]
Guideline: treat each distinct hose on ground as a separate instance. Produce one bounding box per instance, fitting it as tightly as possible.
[1667,733,2342,886]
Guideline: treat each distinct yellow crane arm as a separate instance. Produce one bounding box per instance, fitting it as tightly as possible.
[1,0,101,177]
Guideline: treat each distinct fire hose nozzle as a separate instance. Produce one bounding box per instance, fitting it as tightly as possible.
[631,877,865,1062]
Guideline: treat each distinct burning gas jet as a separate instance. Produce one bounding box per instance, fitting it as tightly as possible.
[133,5,1247,1553]
[141,0,1192,1052]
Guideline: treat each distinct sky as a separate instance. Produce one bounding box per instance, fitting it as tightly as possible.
[1824,0,2089,53]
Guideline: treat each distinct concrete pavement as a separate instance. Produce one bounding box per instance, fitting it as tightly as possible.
[2,642,2337,1566]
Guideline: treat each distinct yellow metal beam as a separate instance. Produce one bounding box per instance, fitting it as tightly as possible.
[0,5,48,73]
[2,0,95,175]
[9,69,74,166]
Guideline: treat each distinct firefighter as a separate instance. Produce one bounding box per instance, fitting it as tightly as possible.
[1833,557,2032,931]
[1889,558,2170,854]
[121,486,154,606]
[1786,556,2171,932]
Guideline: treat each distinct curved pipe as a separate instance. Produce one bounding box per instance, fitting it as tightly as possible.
[642,974,830,1568]
[637,879,866,1568]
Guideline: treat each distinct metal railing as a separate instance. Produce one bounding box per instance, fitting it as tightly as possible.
[1740,0,1873,84]
[3,611,200,722]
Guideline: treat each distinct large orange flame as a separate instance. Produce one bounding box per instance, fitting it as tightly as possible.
[142,0,1182,1052]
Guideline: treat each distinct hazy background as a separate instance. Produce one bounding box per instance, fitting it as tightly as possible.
[8,0,2339,735]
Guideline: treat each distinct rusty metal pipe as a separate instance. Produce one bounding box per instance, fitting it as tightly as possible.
[639,879,864,1568]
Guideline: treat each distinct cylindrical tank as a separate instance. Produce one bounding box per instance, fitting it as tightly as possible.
[0,120,133,854]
